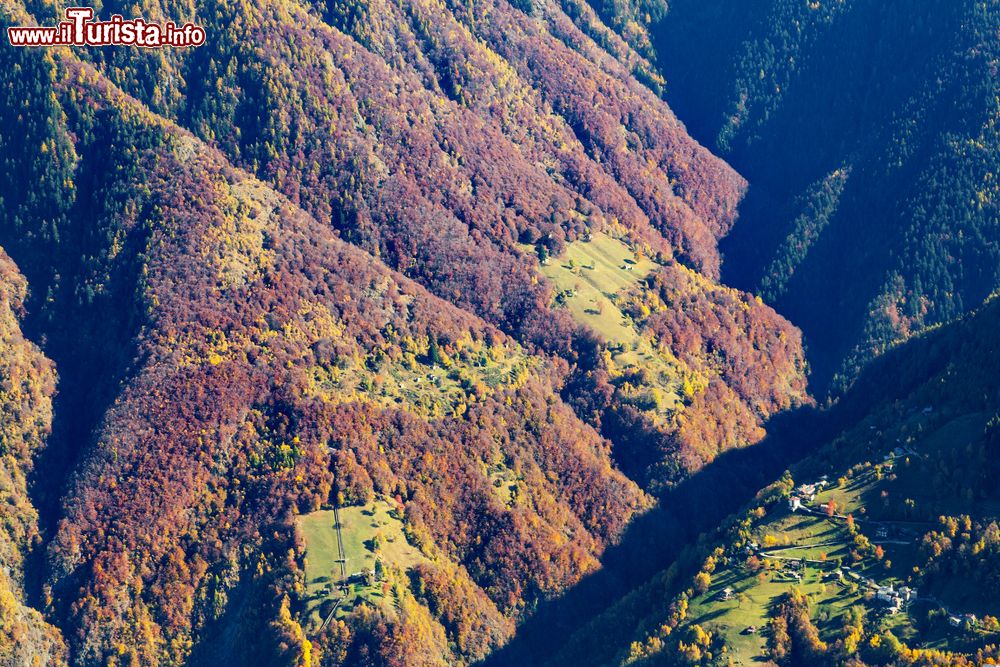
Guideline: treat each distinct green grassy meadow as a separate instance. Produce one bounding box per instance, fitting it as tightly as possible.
[297,499,427,626]
[534,233,682,415]
[536,232,655,345]
[685,468,933,664]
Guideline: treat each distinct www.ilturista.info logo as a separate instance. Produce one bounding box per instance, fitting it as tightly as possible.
[8,7,205,47]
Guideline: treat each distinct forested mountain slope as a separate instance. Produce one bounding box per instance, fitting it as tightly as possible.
[1,35,653,665]
[0,0,813,663]
[10,0,811,494]
[549,295,1000,666]
[0,252,66,666]
[653,0,1000,392]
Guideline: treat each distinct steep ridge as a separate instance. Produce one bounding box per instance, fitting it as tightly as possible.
[59,0,745,283]
[563,0,666,64]
[0,251,66,666]
[565,260,808,490]
[552,0,666,92]
[0,36,647,664]
[652,0,1000,392]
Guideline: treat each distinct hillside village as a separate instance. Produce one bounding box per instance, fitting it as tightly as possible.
[639,426,1000,666]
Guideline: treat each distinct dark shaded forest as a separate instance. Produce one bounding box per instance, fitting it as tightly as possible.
[654,0,1000,393]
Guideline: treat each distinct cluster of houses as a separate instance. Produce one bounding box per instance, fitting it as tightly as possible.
[788,476,829,512]
[875,584,917,615]
[823,568,845,582]
[814,568,918,616]
[949,613,979,629]
[345,558,385,588]
[866,579,984,630]
[778,559,805,583]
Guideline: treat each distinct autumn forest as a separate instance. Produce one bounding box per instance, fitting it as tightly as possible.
[0,0,998,666]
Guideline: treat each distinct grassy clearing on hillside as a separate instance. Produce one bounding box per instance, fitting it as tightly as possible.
[687,503,870,665]
[533,233,682,414]
[694,426,1000,664]
[298,500,427,627]
[485,457,523,508]
[536,232,655,345]
[304,339,533,419]
[688,470,931,664]
[690,562,861,665]
[630,389,1000,664]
